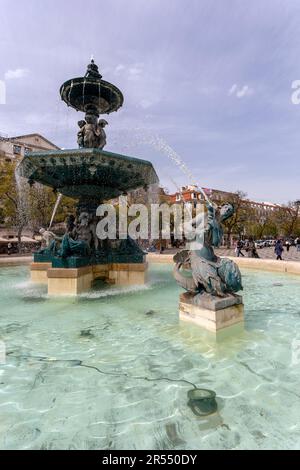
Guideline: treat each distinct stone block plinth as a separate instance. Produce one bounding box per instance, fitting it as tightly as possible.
[108,262,147,285]
[30,262,52,284]
[47,266,94,295]
[179,292,244,333]
[30,260,148,295]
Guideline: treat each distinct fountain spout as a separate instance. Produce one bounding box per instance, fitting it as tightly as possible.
[48,193,62,230]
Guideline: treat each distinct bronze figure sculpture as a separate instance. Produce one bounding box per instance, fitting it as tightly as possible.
[173,199,243,302]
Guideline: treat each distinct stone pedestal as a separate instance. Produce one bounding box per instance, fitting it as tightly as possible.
[179,292,244,334]
[30,262,52,284]
[47,266,94,295]
[30,261,148,295]
[108,263,147,286]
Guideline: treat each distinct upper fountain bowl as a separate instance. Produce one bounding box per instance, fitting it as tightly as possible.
[60,59,124,116]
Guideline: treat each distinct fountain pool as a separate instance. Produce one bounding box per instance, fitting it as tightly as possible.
[0,263,300,450]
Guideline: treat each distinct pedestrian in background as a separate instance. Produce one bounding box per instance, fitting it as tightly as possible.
[7,242,12,256]
[275,239,284,260]
[235,239,245,257]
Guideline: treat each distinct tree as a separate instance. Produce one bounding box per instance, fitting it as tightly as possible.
[0,160,76,251]
[216,191,249,247]
[0,160,27,249]
[273,203,300,237]
[244,210,279,239]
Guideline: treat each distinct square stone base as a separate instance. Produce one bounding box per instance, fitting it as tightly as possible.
[30,261,148,295]
[47,266,94,295]
[108,263,147,286]
[179,292,244,333]
[30,262,52,284]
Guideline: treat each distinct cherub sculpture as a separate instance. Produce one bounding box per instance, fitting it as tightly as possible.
[77,120,86,148]
[77,116,108,149]
[97,119,108,149]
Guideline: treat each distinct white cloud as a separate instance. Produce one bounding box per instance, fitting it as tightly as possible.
[228,83,254,98]
[5,68,29,80]
[228,83,238,95]
[114,64,125,74]
[236,85,253,98]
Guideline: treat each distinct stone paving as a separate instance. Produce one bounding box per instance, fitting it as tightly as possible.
[216,246,300,262]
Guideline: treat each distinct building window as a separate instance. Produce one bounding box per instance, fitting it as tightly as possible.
[13,145,22,155]
[176,194,181,202]
[191,192,197,199]
[24,147,32,154]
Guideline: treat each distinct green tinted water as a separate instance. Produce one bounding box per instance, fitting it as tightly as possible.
[0,264,300,449]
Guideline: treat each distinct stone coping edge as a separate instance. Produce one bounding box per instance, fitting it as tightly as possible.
[0,256,32,266]
[31,262,148,278]
[146,253,300,275]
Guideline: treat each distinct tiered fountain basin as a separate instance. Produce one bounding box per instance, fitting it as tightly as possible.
[18,148,158,201]
[18,148,159,295]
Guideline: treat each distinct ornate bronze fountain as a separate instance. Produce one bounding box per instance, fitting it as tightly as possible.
[18,60,158,291]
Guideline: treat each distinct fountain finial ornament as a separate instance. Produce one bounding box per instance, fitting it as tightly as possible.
[85,58,102,79]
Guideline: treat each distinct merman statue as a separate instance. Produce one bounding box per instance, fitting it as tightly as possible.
[173,198,243,301]
[38,228,62,255]
[59,212,97,258]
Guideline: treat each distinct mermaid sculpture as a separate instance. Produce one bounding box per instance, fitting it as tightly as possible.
[173,199,243,303]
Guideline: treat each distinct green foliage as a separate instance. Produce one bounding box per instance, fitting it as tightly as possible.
[216,189,300,242]
[216,190,249,245]
[0,160,76,245]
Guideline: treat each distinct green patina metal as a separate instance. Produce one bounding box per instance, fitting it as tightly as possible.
[18,60,158,268]
[17,60,159,269]
[34,240,145,267]
[60,59,123,117]
[18,148,158,200]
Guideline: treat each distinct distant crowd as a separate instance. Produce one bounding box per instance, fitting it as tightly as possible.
[234,237,300,260]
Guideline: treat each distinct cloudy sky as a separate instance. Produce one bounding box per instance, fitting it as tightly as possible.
[1,0,300,203]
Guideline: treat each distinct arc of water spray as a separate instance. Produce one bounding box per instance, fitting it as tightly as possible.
[164,148,213,207]
[138,130,214,206]
[48,193,63,230]
[110,128,214,206]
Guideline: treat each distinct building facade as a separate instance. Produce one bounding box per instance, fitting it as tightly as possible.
[0,133,60,162]
[168,184,285,215]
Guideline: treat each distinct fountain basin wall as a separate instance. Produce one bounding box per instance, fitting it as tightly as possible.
[146,253,300,275]
[31,261,148,295]
[1,263,300,450]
